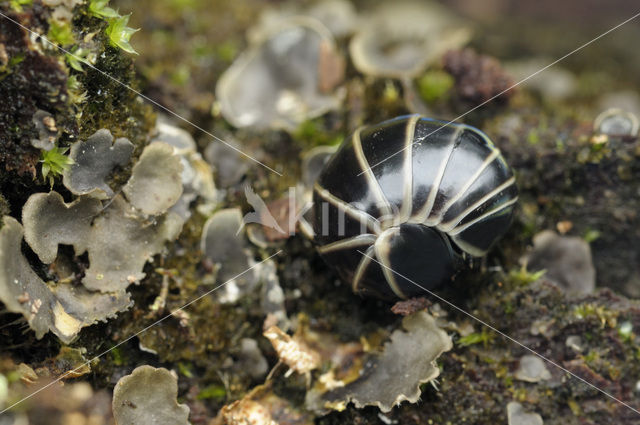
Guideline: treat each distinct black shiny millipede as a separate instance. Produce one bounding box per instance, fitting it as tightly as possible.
[311,115,518,300]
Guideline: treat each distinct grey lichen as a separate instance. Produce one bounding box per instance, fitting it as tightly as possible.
[250,0,357,41]
[112,366,190,425]
[507,402,544,425]
[7,136,187,340]
[525,230,595,295]
[123,142,183,216]
[236,338,269,380]
[260,259,289,331]
[514,355,551,383]
[0,216,66,340]
[349,1,470,78]
[177,155,217,218]
[30,110,58,151]
[307,0,357,38]
[153,121,217,219]
[317,311,453,413]
[49,284,132,340]
[154,120,197,153]
[0,216,132,344]
[22,191,102,264]
[20,190,183,294]
[593,107,639,136]
[201,208,257,303]
[204,138,251,188]
[63,129,134,198]
[82,196,183,292]
[216,17,344,130]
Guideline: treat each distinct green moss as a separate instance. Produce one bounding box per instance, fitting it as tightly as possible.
[88,0,119,19]
[503,301,514,315]
[294,119,343,148]
[9,0,32,12]
[72,33,156,167]
[582,349,600,365]
[507,266,546,287]
[583,228,601,243]
[214,40,239,63]
[567,399,582,416]
[177,362,194,378]
[47,19,75,47]
[110,347,124,366]
[457,328,495,348]
[617,321,633,342]
[573,303,618,328]
[382,80,400,103]
[526,128,540,145]
[0,53,24,80]
[417,70,454,103]
[4,370,22,384]
[169,63,190,86]
[65,47,93,72]
[197,384,227,401]
[67,75,88,106]
[40,146,74,187]
[7,53,24,68]
[105,15,139,55]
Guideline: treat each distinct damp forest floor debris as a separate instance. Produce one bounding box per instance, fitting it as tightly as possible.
[1,1,640,424]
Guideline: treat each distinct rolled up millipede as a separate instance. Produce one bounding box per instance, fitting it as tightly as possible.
[312,114,518,300]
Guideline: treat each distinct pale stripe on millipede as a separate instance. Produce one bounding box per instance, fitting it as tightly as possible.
[437,176,516,233]
[396,115,419,225]
[352,245,375,293]
[314,183,382,235]
[411,125,464,224]
[352,127,393,221]
[374,229,407,299]
[431,149,501,226]
[449,196,519,236]
[317,234,377,254]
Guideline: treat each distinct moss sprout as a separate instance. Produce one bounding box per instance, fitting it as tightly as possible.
[88,0,119,19]
[67,75,88,106]
[0,52,25,76]
[618,321,633,342]
[197,384,228,401]
[65,47,94,72]
[106,15,139,55]
[214,40,239,63]
[507,265,546,287]
[573,303,618,328]
[40,146,74,187]
[47,19,75,47]
[457,328,495,348]
[9,0,32,12]
[583,228,601,243]
[417,70,454,103]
